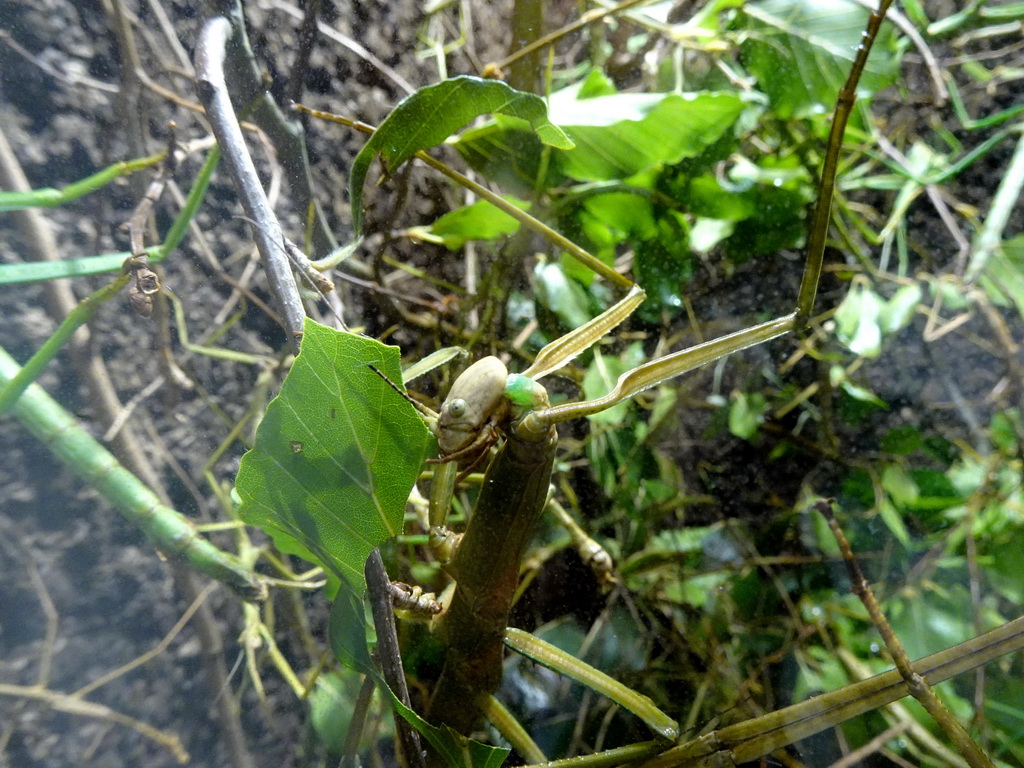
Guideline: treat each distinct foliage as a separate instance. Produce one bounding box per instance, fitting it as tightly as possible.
[4,0,1024,766]
[236,321,430,594]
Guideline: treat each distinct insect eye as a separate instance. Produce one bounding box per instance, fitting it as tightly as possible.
[447,398,467,418]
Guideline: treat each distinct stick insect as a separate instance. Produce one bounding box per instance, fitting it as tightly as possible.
[338,0,1022,764]
[352,0,906,743]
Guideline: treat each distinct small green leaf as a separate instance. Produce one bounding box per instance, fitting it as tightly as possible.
[877,497,910,548]
[582,193,657,239]
[535,262,594,329]
[728,391,769,440]
[882,464,920,507]
[879,283,922,334]
[426,197,529,250]
[890,586,975,661]
[834,283,884,357]
[831,365,887,414]
[350,76,572,233]
[991,410,1022,455]
[981,234,1024,320]
[583,343,646,426]
[805,503,842,557]
[690,217,736,253]
[881,425,923,455]
[838,380,887,409]
[309,669,370,753]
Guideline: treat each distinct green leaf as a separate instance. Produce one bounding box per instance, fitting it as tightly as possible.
[236,320,431,592]
[451,124,559,197]
[550,91,747,181]
[582,343,646,426]
[425,197,529,250]
[309,668,372,753]
[728,391,769,440]
[879,284,922,334]
[890,586,975,661]
[582,192,657,240]
[388,691,510,768]
[329,586,375,674]
[877,497,909,548]
[837,380,887,410]
[534,261,594,329]
[981,234,1024,320]
[834,283,884,357]
[740,0,902,119]
[674,156,814,260]
[881,464,920,508]
[881,425,923,455]
[831,365,887,414]
[804,503,841,557]
[633,213,694,312]
[991,410,1022,455]
[686,174,758,220]
[350,76,572,233]
[453,90,747,189]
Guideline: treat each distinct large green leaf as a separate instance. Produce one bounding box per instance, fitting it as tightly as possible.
[740,0,902,119]
[236,319,431,591]
[350,76,572,233]
[454,89,747,187]
[550,90,746,181]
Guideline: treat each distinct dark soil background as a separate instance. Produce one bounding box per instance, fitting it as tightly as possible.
[1,1,1021,767]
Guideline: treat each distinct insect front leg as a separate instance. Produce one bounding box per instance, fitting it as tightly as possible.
[427,460,462,564]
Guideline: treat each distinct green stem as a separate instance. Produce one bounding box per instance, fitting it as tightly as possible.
[965,127,1024,283]
[0,152,165,212]
[520,741,665,767]
[656,614,1024,767]
[797,0,895,326]
[477,693,547,764]
[504,628,679,742]
[157,144,220,259]
[0,145,218,287]
[0,274,130,415]
[0,147,220,413]
[0,345,266,602]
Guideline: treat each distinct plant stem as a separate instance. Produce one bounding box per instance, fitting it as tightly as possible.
[0,345,266,602]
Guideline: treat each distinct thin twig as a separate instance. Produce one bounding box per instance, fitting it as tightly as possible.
[211,0,344,262]
[364,550,426,768]
[0,683,189,763]
[818,500,996,768]
[828,721,912,768]
[194,16,306,348]
[487,0,655,76]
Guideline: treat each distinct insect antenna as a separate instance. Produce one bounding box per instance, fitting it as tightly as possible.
[367,364,439,422]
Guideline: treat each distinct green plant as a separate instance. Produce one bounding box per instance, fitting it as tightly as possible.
[2,1,1023,767]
